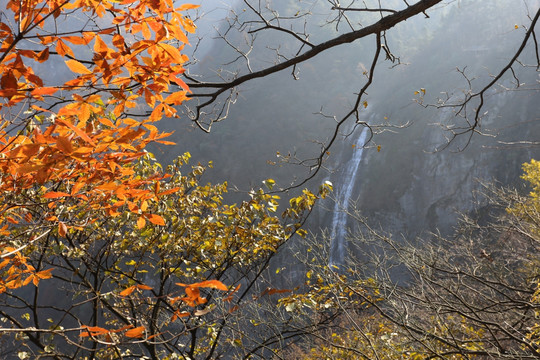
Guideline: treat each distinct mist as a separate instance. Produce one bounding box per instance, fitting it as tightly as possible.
[152,0,539,242]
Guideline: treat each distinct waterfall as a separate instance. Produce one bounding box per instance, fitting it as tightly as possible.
[328,127,369,267]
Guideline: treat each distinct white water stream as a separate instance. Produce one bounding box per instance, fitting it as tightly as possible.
[328,127,369,267]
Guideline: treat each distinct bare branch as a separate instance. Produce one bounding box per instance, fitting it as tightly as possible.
[331,6,398,14]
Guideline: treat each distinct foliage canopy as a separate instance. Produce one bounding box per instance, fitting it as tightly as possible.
[0,0,324,357]
[1,0,539,359]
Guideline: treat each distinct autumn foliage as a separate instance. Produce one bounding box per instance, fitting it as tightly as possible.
[0,0,235,343]
[0,1,328,356]
[2,0,537,358]
[0,0,196,289]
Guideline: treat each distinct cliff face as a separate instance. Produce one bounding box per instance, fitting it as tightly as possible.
[342,89,540,238]
[320,0,540,239]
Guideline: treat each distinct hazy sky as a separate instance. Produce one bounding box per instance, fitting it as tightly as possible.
[184,0,241,59]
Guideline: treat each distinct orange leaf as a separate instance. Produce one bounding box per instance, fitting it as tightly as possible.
[96,182,118,191]
[145,213,165,226]
[39,35,57,45]
[62,36,90,45]
[6,279,23,289]
[157,187,180,196]
[171,310,190,321]
[63,77,86,87]
[56,119,96,146]
[159,43,184,63]
[98,28,115,35]
[1,71,18,91]
[171,75,190,92]
[261,287,292,296]
[149,104,164,122]
[93,35,109,54]
[177,280,228,291]
[31,104,49,112]
[177,4,200,11]
[58,222,67,237]
[119,285,135,297]
[34,47,49,63]
[56,136,73,154]
[194,280,229,291]
[19,16,32,32]
[71,181,85,196]
[147,332,163,340]
[224,284,241,302]
[142,22,151,40]
[23,274,35,286]
[125,326,145,338]
[136,216,146,229]
[56,39,74,57]
[36,268,53,280]
[136,284,153,290]
[140,200,148,212]
[80,326,109,337]
[97,117,115,128]
[65,59,92,75]
[0,259,11,270]
[31,87,57,96]
[43,191,70,199]
[6,216,19,225]
[165,91,187,105]
[110,325,134,333]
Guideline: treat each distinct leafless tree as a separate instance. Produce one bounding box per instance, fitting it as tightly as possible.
[176,0,540,186]
[290,182,540,359]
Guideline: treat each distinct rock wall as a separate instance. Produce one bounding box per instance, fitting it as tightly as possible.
[348,89,540,238]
